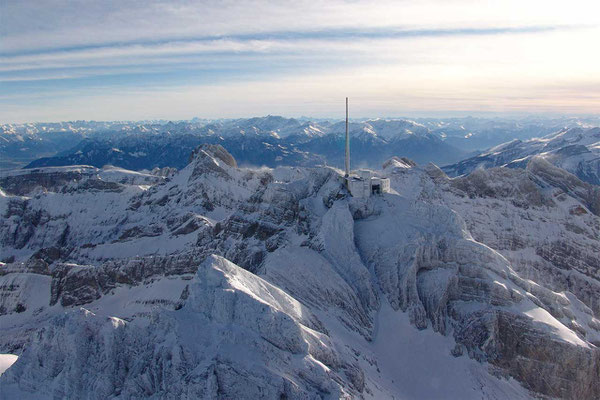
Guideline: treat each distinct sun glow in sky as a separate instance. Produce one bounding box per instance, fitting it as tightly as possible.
[1,0,599,122]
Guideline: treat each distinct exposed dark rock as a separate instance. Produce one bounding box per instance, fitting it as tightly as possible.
[452,308,600,399]
[171,215,209,236]
[31,247,72,264]
[74,178,124,192]
[50,264,107,306]
[0,168,93,196]
[118,225,163,241]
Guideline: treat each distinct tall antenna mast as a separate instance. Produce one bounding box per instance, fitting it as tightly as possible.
[345,97,350,177]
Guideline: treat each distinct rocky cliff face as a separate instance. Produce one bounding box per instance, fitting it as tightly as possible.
[0,144,598,399]
[1,256,363,399]
[386,157,600,398]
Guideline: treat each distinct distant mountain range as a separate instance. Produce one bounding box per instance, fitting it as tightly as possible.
[3,115,597,171]
[413,116,599,151]
[444,127,600,185]
[15,117,458,170]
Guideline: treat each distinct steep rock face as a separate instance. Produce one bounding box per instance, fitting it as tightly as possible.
[1,197,50,251]
[260,246,375,340]
[526,156,600,216]
[189,144,238,168]
[0,167,96,196]
[391,160,600,323]
[312,202,378,312]
[353,192,600,398]
[354,197,465,330]
[469,311,600,399]
[0,266,50,316]
[0,256,360,399]
[385,159,600,398]
[0,166,164,197]
[443,162,600,319]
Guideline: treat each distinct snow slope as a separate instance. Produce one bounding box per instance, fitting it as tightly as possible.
[444,127,600,185]
[0,355,17,376]
[0,144,598,399]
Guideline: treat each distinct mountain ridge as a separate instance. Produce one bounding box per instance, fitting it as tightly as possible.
[5,115,597,171]
[443,127,600,185]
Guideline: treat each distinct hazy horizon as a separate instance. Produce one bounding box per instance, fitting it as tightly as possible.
[2,0,600,122]
[4,111,600,126]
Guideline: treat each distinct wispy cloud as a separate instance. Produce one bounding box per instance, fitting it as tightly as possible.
[0,25,588,80]
[2,24,569,58]
[3,0,598,52]
[1,0,599,122]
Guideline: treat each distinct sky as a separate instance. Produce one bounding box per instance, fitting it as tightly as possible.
[1,0,600,123]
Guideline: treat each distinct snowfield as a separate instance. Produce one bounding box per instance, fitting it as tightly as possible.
[0,144,598,399]
[0,355,18,376]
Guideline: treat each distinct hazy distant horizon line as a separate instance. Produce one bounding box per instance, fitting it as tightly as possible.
[4,111,600,126]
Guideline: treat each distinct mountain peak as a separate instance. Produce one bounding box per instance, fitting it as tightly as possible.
[188,144,237,168]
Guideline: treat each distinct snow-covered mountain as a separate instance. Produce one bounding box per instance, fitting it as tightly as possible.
[0,144,598,399]
[7,115,597,172]
[19,117,463,171]
[416,116,600,152]
[444,127,600,185]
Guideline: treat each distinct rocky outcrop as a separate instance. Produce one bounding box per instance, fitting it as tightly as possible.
[527,156,600,216]
[0,167,95,196]
[48,251,205,307]
[455,310,600,399]
[189,144,237,168]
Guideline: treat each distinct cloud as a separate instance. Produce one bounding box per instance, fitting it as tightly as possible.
[3,0,599,53]
[1,0,599,122]
[3,67,599,123]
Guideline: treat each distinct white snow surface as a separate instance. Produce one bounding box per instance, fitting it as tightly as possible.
[0,355,18,376]
[0,145,598,399]
[444,127,600,185]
